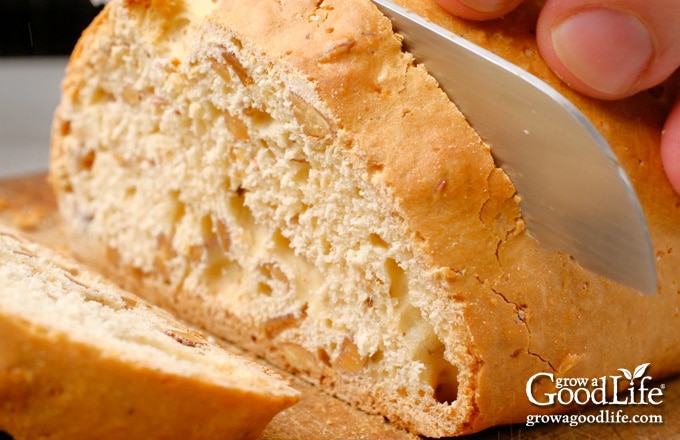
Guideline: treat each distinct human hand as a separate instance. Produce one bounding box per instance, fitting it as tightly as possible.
[435,0,680,194]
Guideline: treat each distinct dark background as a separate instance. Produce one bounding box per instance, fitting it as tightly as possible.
[0,0,103,56]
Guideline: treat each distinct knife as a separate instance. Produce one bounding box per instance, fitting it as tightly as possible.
[371,0,657,294]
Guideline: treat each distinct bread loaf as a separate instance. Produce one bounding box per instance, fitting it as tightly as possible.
[0,226,299,440]
[49,0,680,436]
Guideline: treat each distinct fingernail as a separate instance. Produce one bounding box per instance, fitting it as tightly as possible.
[551,8,654,96]
[459,0,506,13]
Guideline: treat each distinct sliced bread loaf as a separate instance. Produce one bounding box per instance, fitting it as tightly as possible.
[0,226,299,440]
[49,0,680,436]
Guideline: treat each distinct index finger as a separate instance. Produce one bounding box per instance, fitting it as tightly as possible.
[434,0,526,21]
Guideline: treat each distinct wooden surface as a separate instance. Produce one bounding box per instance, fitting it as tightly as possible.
[1,172,679,440]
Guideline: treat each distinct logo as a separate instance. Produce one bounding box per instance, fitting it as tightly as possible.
[526,363,664,407]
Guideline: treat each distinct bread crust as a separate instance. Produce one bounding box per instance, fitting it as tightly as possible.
[0,227,299,440]
[48,0,680,437]
[0,317,285,440]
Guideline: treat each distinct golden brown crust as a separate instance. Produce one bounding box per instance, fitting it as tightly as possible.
[387,0,680,430]
[0,316,286,440]
[48,0,680,437]
[0,227,299,440]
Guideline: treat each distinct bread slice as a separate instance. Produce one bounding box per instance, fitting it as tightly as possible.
[49,0,680,437]
[0,225,299,440]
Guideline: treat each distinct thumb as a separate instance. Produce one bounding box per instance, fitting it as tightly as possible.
[536,0,680,100]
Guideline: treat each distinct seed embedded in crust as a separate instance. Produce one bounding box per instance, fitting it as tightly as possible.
[222,52,253,86]
[165,329,204,347]
[290,93,334,138]
[333,337,365,374]
[211,60,232,83]
[224,111,250,141]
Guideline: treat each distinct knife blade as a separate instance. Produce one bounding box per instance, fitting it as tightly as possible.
[372,0,657,294]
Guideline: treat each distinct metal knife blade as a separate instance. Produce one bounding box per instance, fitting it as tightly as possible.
[372,0,657,294]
